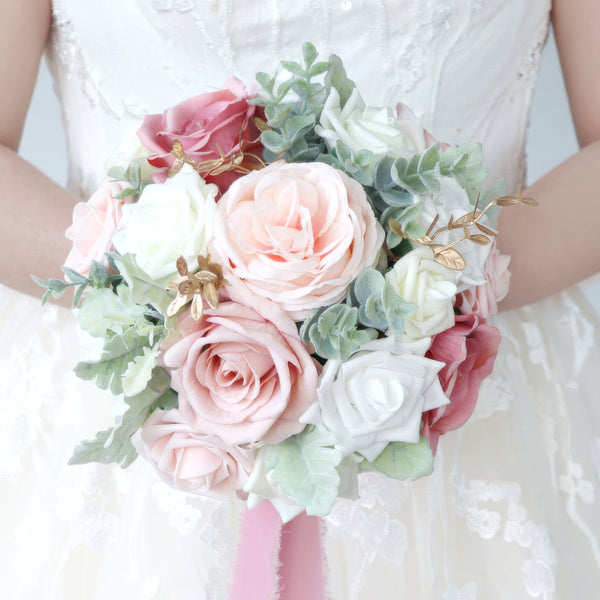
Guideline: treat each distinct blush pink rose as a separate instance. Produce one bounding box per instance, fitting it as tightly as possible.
[422,314,501,453]
[136,76,265,193]
[209,161,385,321]
[455,242,511,317]
[64,179,128,276]
[132,408,253,500]
[161,288,320,446]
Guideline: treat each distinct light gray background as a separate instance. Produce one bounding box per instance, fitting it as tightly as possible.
[19,29,578,188]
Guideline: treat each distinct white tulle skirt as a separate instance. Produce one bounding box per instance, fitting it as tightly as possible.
[1,282,599,599]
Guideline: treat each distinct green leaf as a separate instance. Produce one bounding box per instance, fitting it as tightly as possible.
[281,60,307,78]
[69,367,175,468]
[60,266,87,285]
[122,344,162,397]
[69,428,138,469]
[302,42,318,68]
[255,71,273,91]
[114,253,173,316]
[107,166,126,181]
[361,436,434,481]
[324,54,355,108]
[77,285,155,339]
[261,130,287,153]
[263,426,342,516]
[418,144,441,173]
[74,326,155,396]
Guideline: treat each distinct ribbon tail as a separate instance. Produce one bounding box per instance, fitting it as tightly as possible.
[279,511,327,600]
[230,501,283,600]
[230,502,327,600]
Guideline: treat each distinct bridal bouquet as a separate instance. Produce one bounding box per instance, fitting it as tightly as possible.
[37,43,533,522]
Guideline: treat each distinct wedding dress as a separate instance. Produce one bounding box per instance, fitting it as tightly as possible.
[2,0,599,598]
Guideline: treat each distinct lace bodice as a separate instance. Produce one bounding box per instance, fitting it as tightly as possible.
[47,0,550,199]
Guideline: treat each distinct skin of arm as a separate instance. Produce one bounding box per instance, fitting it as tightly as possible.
[0,0,77,300]
[498,0,600,309]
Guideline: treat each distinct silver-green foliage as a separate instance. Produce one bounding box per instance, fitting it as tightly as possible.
[347,268,416,336]
[300,303,376,361]
[252,42,330,163]
[68,367,177,469]
[262,425,342,517]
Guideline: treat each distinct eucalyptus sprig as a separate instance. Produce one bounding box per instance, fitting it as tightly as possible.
[107,160,147,201]
[32,258,123,307]
[251,42,330,163]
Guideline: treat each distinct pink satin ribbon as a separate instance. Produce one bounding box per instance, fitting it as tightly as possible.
[230,502,326,600]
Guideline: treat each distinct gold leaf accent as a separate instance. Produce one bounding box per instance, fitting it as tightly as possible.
[475,222,498,237]
[165,255,226,321]
[495,196,521,207]
[469,234,492,245]
[254,117,270,132]
[388,219,406,238]
[432,245,467,270]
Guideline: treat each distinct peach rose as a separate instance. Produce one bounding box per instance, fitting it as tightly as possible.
[64,179,129,276]
[422,314,501,453]
[209,161,385,321]
[455,242,511,317]
[132,409,253,500]
[136,77,264,193]
[161,288,319,445]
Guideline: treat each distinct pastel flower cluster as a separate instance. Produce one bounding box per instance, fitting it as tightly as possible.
[51,44,516,522]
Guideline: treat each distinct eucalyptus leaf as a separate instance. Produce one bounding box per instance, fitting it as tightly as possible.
[324,54,355,108]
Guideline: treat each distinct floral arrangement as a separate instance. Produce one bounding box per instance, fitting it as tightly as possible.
[36,43,533,523]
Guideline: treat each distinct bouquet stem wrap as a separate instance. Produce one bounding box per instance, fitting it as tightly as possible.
[230,502,326,600]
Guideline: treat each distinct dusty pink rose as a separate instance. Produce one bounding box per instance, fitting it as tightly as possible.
[136,76,264,192]
[209,161,385,321]
[422,314,501,453]
[132,408,253,500]
[161,288,319,445]
[455,242,511,317]
[64,179,128,276]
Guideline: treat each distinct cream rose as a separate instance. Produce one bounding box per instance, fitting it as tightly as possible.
[416,177,493,292]
[112,165,217,280]
[301,337,449,462]
[315,87,436,158]
[386,246,457,341]
[209,161,384,321]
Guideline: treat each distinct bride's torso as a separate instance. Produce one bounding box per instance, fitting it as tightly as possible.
[47,0,551,198]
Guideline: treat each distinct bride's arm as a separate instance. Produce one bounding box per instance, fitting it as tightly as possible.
[0,0,77,298]
[498,0,600,309]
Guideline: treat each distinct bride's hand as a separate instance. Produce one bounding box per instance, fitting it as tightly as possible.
[0,0,77,301]
[498,0,600,309]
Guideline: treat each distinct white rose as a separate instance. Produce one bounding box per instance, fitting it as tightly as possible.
[386,246,457,341]
[417,177,493,291]
[301,337,449,462]
[112,165,218,280]
[244,452,305,524]
[315,87,432,159]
